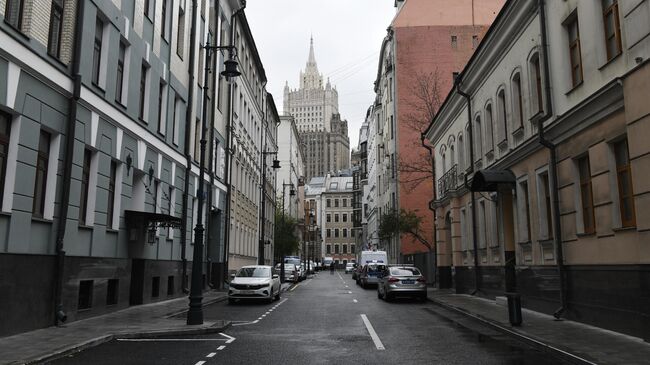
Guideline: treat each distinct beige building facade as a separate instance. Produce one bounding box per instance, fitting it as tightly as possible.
[425,0,650,340]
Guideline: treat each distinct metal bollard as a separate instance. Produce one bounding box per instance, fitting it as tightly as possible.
[506,292,522,326]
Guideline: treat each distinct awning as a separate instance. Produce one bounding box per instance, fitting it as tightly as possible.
[124,210,182,229]
[470,170,516,192]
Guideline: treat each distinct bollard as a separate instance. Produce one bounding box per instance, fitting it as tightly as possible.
[505,292,522,326]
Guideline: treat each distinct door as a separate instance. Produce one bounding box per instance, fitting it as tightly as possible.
[129,259,145,305]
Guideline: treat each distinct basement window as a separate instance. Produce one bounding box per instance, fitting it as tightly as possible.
[78,280,93,310]
[152,276,160,298]
[106,279,119,305]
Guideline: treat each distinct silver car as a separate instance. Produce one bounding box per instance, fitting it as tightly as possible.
[377,266,427,301]
[228,265,281,304]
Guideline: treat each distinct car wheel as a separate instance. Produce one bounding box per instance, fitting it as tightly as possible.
[275,287,281,301]
[267,289,274,304]
[377,289,382,299]
[385,293,392,302]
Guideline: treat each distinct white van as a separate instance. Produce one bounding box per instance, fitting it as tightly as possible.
[358,250,388,266]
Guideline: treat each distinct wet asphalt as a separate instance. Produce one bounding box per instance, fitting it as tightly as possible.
[49,271,569,365]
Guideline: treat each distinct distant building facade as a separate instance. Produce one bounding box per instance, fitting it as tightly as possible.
[284,38,350,181]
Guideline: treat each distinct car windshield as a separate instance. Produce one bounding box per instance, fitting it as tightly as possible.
[284,264,296,270]
[390,267,421,276]
[236,267,270,278]
[367,264,384,272]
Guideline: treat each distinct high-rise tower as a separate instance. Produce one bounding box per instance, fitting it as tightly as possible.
[284,38,350,180]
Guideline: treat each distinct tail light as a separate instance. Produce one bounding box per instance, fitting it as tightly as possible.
[417,277,426,283]
[387,277,399,283]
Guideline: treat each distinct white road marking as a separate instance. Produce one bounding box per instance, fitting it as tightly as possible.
[195,361,206,365]
[348,291,352,294]
[220,333,236,344]
[353,299,358,303]
[217,345,226,350]
[117,339,227,342]
[206,353,216,358]
[289,284,300,292]
[361,314,385,350]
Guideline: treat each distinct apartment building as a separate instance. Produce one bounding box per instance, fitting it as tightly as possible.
[425,0,650,340]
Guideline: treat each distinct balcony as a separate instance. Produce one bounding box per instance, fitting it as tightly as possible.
[437,164,458,199]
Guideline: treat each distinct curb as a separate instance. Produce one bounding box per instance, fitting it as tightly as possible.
[164,294,229,318]
[22,321,231,365]
[426,296,597,365]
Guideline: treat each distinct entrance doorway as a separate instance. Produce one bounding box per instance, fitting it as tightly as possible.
[129,259,145,305]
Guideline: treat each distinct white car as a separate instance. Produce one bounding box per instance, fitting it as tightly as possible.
[228,265,281,304]
[345,263,355,274]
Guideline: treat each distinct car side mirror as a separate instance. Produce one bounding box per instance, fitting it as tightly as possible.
[272,274,279,279]
[230,274,236,279]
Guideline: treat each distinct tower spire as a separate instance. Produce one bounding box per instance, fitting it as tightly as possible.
[308,35,316,67]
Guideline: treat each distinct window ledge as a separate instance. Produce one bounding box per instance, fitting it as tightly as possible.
[106,228,119,234]
[3,20,29,40]
[91,82,106,94]
[78,224,94,230]
[576,232,596,238]
[0,211,11,217]
[32,216,53,224]
[612,226,636,233]
[598,52,622,71]
[565,80,584,96]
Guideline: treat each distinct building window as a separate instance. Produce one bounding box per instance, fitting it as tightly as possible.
[172,96,181,145]
[144,0,151,19]
[497,89,508,142]
[167,276,175,296]
[4,0,24,30]
[343,228,347,238]
[472,35,479,49]
[334,244,340,254]
[47,0,65,58]
[92,18,104,85]
[485,104,494,152]
[342,244,348,254]
[161,0,169,39]
[334,229,339,238]
[530,54,544,113]
[326,214,331,223]
[512,73,524,129]
[107,160,117,228]
[116,43,126,103]
[474,116,483,158]
[79,149,91,225]
[334,214,339,223]
[479,201,487,248]
[326,244,331,254]
[106,279,118,305]
[0,112,11,207]
[326,229,331,238]
[342,198,347,207]
[326,199,331,207]
[518,180,531,242]
[602,0,622,61]
[351,244,355,254]
[538,171,553,239]
[158,81,167,134]
[78,280,93,310]
[451,35,457,49]
[614,139,635,227]
[578,156,595,234]
[193,118,200,162]
[139,64,149,121]
[176,6,185,59]
[566,14,583,87]
[33,130,50,218]
[342,213,347,222]
[152,276,160,298]
[334,199,339,208]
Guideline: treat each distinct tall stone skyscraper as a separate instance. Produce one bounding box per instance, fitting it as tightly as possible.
[284,37,350,180]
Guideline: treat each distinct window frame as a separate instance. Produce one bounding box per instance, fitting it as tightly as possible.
[0,112,11,208]
[577,155,595,234]
[47,0,65,58]
[602,0,622,61]
[32,130,51,218]
[613,139,635,228]
[4,0,25,30]
[565,13,583,88]
[92,17,104,86]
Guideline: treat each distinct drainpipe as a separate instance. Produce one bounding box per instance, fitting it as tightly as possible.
[180,0,200,294]
[222,1,247,282]
[456,80,480,295]
[420,133,437,286]
[206,4,217,288]
[53,0,85,326]
[537,0,567,319]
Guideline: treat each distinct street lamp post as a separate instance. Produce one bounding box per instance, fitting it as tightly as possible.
[259,151,280,265]
[187,37,241,326]
[280,182,295,282]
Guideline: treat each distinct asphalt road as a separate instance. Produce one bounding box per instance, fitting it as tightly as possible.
[50,271,569,365]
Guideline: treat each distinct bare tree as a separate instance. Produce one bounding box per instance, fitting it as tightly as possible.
[398,69,444,192]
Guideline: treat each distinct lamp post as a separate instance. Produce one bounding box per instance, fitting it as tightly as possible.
[259,151,280,265]
[280,182,295,282]
[187,36,241,326]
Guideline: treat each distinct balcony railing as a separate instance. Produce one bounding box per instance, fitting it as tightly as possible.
[437,164,458,199]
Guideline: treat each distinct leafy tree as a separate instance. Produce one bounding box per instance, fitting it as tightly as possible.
[274,210,300,260]
[379,209,432,250]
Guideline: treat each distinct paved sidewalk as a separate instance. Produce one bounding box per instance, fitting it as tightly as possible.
[0,290,229,365]
[427,288,650,365]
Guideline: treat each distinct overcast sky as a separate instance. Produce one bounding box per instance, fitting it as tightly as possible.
[245,0,397,149]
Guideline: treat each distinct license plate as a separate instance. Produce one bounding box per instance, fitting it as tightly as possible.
[241,290,254,294]
[402,280,415,285]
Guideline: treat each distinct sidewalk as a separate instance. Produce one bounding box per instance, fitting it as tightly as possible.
[427,288,650,365]
[0,290,229,365]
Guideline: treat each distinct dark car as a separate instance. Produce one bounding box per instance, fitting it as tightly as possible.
[359,263,386,288]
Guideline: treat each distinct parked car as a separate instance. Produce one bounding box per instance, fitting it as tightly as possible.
[359,263,386,288]
[377,265,427,302]
[353,265,364,283]
[345,263,355,274]
[275,263,299,282]
[228,265,281,304]
[297,264,307,281]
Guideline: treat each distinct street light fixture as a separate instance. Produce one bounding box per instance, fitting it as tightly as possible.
[187,35,242,326]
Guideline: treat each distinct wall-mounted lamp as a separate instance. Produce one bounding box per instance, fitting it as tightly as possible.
[272,158,281,169]
[148,165,155,185]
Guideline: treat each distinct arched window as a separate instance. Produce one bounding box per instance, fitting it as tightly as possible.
[474,116,483,158]
[485,104,494,152]
[450,144,456,168]
[529,52,543,114]
[497,89,508,143]
[512,72,524,129]
[458,134,465,171]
